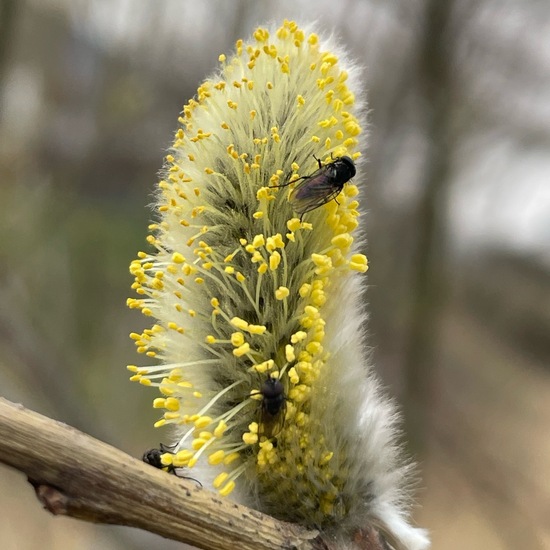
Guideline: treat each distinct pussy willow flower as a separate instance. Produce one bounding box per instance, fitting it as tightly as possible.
[128,20,429,550]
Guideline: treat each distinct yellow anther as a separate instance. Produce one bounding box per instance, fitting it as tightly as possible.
[306,341,322,355]
[219,480,235,496]
[247,324,267,335]
[254,359,274,373]
[213,420,228,438]
[231,332,245,347]
[266,234,284,252]
[299,283,311,298]
[208,450,226,465]
[259,438,274,452]
[253,28,269,42]
[233,343,250,357]
[194,416,213,429]
[343,138,357,148]
[304,305,319,318]
[311,289,326,307]
[345,184,359,198]
[258,187,274,203]
[287,218,301,231]
[269,251,281,271]
[311,253,330,267]
[248,422,259,434]
[213,472,229,489]
[172,450,193,467]
[192,436,206,450]
[224,452,240,465]
[165,397,180,411]
[291,331,307,344]
[242,432,258,445]
[289,384,310,402]
[285,344,296,362]
[350,253,368,272]
[288,367,300,384]
[331,233,353,249]
[252,234,265,248]
[344,119,361,136]
[275,286,289,300]
[230,317,249,331]
[307,33,319,45]
[160,453,173,466]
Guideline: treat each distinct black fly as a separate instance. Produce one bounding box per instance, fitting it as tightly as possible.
[257,377,287,440]
[142,445,174,472]
[142,444,202,486]
[275,155,356,218]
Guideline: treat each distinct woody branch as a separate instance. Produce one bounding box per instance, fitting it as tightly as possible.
[0,397,387,550]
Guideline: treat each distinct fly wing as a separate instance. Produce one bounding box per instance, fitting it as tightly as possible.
[259,403,286,440]
[289,169,343,215]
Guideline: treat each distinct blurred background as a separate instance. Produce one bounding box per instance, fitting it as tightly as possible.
[0,1,549,549]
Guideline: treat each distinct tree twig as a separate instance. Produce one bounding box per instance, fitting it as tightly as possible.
[0,397,317,549]
[0,397,387,550]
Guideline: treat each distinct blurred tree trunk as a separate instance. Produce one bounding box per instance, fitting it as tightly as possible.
[0,0,18,95]
[404,0,455,448]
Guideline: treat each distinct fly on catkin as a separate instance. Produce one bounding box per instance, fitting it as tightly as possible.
[128,20,430,550]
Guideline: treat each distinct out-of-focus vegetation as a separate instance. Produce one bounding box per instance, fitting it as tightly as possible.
[0,1,549,549]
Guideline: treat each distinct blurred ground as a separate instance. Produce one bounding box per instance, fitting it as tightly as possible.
[418,301,550,550]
